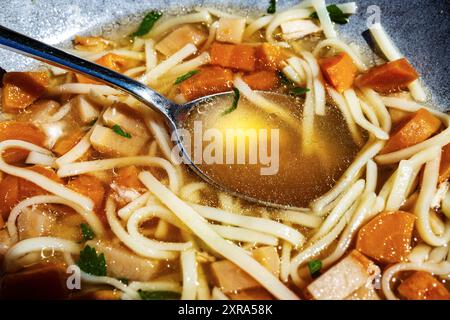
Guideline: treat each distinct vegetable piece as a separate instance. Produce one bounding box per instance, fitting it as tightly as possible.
[90,125,148,157]
[242,70,279,91]
[355,58,419,93]
[0,121,46,164]
[179,66,233,101]
[356,211,415,263]
[111,124,131,139]
[438,143,450,183]
[1,263,69,299]
[222,88,240,115]
[113,165,146,192]
[280,20,321,41]
[138,290,181,300]
[307,250,375,300]
[255,43,288,71]
[2,72,49,112]
[252,246,280,277]
[88,240,162,281]
[397,271,450,300]
[19,166,62,199]
[0,175,19,219]
[80,223,95,241]
[216,17,247,44]
[210,260,260,293]
[319,52,358,93]
[77,245,107,276]
[67,175,105,212]
[76,53,128,84]
[210,42,256,72]
[380,108,441,154]
[174,70,199,85]
[17,206,55,240]
[267,0,276,14]
[290,87,310,96]
[310,4,351,25]
[130,11,162,38]
[307,260,322,279]
[155,25,206,57]
[52,130,85,156]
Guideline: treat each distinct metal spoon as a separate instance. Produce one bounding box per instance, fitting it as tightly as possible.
[0,24,304,209]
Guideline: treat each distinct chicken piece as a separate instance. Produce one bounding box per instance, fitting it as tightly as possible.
[398,271,450,300]
[90,125,148,157]
[102,104,150,139]
[216,17,246,44]
[17,206,56,240]
[280,19,321,40]
[210,260,260,293]
[345,284,380,300]
[155,25,206,57]
[88,240,162,281]
[252,246,280,277]
[307,250,376,300]
[72,95,100,125]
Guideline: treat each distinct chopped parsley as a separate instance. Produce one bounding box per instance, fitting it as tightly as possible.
[222,87,240,115]
[77,245,107,277]
[80,223,95,242]
[289,87,310,96]
[112,124,132,139]
[307,259,323,279]
[310,5,351,25]
[118,278,129,285]
[278,71,310,96]
[138,290,181,300]
[267,0,277,14]
[174,70,199,85]
[130,11,162,38]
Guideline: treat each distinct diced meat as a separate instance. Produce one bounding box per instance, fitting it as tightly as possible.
[72,95,100,124]
[252,246,280,277]
[380,108,441,154]
[2,72,49,113]
[319,52,358,93]
[398,271,449,300]
[307,250,375,300]
[210,260,260,293]
[155,25,207,56]
[17,206,56,240]
[88,240,162,281]
[280,20,321,40]
[90,125,148,157]
[345,285,380,300]
[102,104,150,139]
[242,70,279,91]
[356,211,415,264]
[216,18,246,44]
[210,42,256,72]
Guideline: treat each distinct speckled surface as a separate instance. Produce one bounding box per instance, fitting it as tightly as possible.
[0,0,448,109]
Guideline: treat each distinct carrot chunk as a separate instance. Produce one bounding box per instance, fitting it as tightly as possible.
[210,42,256,72]
[0,175,20,219]
[179,66,233,101]
[67,175,105,211]
[76,53,128,84]
[319,52,358,93]
[355,58,419,93]
[0,121,47,164]
[1,72,49,113]
[114,166,145,192]
[380,108,441,154]
[53,130,85,156]
[19,166,62,199]
[356,211,415,264]
[438,143,450,183]
[255,43,288,71]
[398,271,449,300]
[242,70,279,91]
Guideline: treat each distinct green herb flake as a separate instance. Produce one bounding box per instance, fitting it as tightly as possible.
[138,290,181,300]
[130,11,162,38]
[112,124,132,139]
[310,5,351,25]
[77,245,107,276]
[174,70,199,85]
[222,88,240,115]
[307,259,322,279]
[267,0,277,14]
[88,118,98,126]
[118,278,129,285]
[290,87,310,96]
[80,223,95,242]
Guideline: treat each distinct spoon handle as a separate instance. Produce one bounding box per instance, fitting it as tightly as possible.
[0,24,174,118]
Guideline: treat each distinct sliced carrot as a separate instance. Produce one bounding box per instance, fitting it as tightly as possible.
[53,130,85,156]
[19,166,62,199]
[2,72,49,113]
[438,143,450,183]
[0,121,47,164]
[0,175,20,219]
[380,108,441,154]
[356,211,415,264]
[255,43,288,71]
[113,166,145,192]
[398,271,449,300]
[179,66,233,101]
[319,52,358,93]
[67,175,105,211]
[210,42,256,72]
[355,58,419,93]
[76,53,128,84]
[242,70,279,91]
